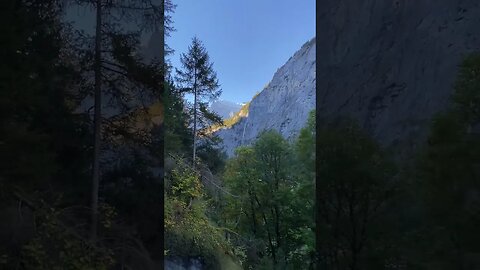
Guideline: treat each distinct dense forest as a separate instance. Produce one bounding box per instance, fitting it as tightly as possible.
[1,0,165,269]
[2,0,480,270]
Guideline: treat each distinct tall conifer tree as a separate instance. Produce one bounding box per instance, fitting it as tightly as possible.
[175,37,221,166]
[69,0,164,243]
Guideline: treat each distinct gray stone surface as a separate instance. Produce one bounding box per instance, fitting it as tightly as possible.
[215,38,316,157]
[209,100,242,120]
[317,0,480,156]
[213,1,480,158]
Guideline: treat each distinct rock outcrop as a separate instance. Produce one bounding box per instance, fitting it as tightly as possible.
[215,38,316,157]
[317,0,480,156]
[209,100,242,120]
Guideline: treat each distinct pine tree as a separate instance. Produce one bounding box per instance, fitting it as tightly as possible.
[0,0,91,194]
[175,37,221,166]
[69,0,164,243]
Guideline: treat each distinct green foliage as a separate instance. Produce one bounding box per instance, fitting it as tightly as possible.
[196,138,227,173]
[0,0,91,194]
[164,79,193,154]
[452,53,480,123]
[165,159,233,268]
[170,165,203,202]
[6,203,114,270]
[351,52,480,270]
[175,37,222,146]
[296,110,316,171]
[175,37,221,100]
[221,125,316,269]
[316,118,397,269]
[411,52,480,268]
[0,1,167,269]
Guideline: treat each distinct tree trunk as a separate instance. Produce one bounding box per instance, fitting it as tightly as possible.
[272,165,282,258]
[255,194,276,265]
[274,205,281,253]
[90,0,102,244]
[247,176,257,235]
[159,1,165,70]
[192,68,197,167]
[159,0,165,266]
[249,190,257,236]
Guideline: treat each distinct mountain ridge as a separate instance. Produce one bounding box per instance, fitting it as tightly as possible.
[209,100,243,120]
[214,37,316,157]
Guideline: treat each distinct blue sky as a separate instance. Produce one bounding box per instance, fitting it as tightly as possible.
[168,0,315,104]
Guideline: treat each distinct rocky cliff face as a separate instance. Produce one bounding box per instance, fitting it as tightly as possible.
[317,0,480,156]
[215,38,316,157]
[216,1,480,158]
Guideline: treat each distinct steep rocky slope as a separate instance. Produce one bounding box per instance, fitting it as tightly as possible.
[209,100,242,120]
[215,38,316,157]
[317,0,480,156]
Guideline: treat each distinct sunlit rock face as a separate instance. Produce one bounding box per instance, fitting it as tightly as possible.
[209,100,242,120]
[215,38,316,157]
[316,0,480,157]
[216,1,480,159]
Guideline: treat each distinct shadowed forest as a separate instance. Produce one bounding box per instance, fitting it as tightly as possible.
[313,53,480,269]
[1,0,165,269]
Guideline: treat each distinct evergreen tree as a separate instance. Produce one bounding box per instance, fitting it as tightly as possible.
[164,78,192,154]
[0,1,114,268]
[175,37,221,166]
[0,0,91,198]
[68,0,164,243]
